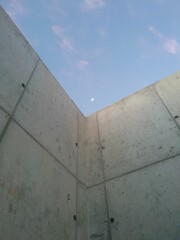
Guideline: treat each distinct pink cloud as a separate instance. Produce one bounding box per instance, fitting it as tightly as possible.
[82,0,105,11]
[51,25,64,36]
[163,39,180,54]
[149,26,180,55]
[7,0,26,19]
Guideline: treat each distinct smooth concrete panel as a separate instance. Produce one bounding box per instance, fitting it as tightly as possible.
[88,184,109,240]
[86,114,103,187]
[0,108,9,136]
[14,61,78,175]
[78,112,87,185]
[0,6,38,114]
[77,184,88,240]
[0,121,76,240]
[106,156,180,240]
[98,87,180,180]
[155,71,180,126]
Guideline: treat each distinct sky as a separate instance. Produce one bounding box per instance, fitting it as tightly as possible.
[1,0,180,116]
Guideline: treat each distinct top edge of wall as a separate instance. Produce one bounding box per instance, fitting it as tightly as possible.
[0,5,85,118]
[87,71,180,117]
[1,4,179,119]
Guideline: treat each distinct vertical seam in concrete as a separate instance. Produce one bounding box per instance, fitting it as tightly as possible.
[87,187,90,240]
[0,58,40,144]
[154,86,180,132]
[75,111,79,240]
[96,112,112,240]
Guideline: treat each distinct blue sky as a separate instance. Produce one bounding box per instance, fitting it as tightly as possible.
[1,0,180,115]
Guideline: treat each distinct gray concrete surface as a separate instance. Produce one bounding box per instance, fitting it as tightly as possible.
[0,6,38,115]
[0,6,80,240]
[86,114,103,186]
[97,86,180,181]
[0,5,180,240]
[106,156,180,240]
[0,108,9,137]
[0,121,76,240]
[155,71,180,127]
[78,112,87,185]
[77,184,88,240]
[88,184,109,239]
[14,60,78,176]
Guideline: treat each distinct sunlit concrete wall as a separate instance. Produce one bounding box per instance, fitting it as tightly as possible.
[1,5,180,240]
[0,6,87,240]
[87,73,180,239]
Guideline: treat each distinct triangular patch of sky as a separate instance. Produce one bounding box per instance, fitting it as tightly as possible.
[1,0,180,115]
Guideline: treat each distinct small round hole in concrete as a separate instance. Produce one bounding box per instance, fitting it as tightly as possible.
[21,83,26,88]
[73,215,76,221]
[110,217,114,223]
[174,115,179,119]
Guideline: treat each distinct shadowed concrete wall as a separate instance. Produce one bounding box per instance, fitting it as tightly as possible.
[1,5,180,240]
[0,6,87,240]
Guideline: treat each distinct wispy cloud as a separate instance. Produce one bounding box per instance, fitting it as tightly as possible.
[82,0,105,11]
[51,25,74,52]
[7,0,26,19]
[43,0,67,21]
[163,39,180,54]
[98,28,106,38]
[60,38,74,52]
[148,26,163,39]
[51,25,64,36]
[149,26,180,54]
[77,60,89,70]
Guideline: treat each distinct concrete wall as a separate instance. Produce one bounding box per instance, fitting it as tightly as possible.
[0,6,87,240]
[88,74,180,239]
[1,5,180,240]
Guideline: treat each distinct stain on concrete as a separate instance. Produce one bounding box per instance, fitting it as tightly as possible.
[90,233,103,239]
[21,83,25,88]
[8,203,16,215]
[67,193,70,201]
[7,186,24,198]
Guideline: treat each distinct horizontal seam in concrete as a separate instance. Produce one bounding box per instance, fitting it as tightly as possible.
[87,152,180,189]
[154,86,180,132]
[11,117,86,188]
